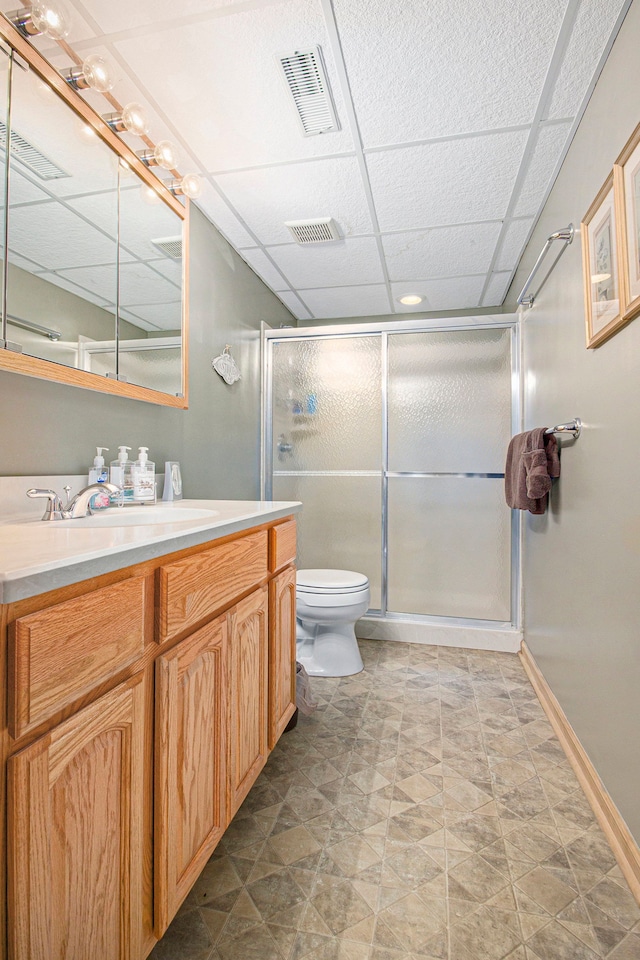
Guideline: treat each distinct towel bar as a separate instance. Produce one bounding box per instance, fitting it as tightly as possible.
[517,225,574,307]
[545,418,581,439]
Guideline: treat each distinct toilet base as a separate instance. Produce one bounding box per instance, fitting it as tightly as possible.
[296,620,364,677]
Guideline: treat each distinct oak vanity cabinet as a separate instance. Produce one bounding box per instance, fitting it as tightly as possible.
[0,516,297,960]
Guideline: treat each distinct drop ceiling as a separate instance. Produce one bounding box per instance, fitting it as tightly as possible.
[6,0,633,322]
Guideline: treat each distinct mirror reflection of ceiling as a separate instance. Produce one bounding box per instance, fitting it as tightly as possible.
[0,0,631,321]
[1,58,182,332]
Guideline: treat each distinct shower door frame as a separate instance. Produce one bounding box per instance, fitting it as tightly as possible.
[262,315,521,630]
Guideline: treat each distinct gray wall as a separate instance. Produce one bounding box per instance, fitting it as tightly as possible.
[505,1,640,840]
[0,205,293,499]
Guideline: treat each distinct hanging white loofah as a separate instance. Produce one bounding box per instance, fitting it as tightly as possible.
[212,345,241,385]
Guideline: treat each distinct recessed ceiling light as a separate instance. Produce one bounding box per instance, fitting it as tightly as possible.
[397,294,424,306]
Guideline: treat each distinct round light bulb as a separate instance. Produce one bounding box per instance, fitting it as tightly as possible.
[82,55,112,93]
[121,102,149,137]
[153,140,179,170]
[30,1,69,38]
[179,173,201,199]
[398,294,424,306]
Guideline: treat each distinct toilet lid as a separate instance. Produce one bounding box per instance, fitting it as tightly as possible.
[297,569,369,592]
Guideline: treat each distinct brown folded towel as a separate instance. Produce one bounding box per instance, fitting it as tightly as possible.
[505,427,560,514]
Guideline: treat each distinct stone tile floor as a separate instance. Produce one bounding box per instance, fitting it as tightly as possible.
[150,639,640,960]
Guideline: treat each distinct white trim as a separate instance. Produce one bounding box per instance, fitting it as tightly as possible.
[357,616,522,653]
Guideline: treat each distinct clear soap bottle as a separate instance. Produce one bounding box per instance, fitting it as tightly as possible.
[110,445,135,502]
[132,447,156,502]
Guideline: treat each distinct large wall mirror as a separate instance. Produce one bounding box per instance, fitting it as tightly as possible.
[0,19,188,407]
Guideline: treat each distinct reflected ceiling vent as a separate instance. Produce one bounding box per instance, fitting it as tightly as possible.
[151,236,182,259]
[278,46,340,136]
[285,218,341,244]
[0,120,69,181]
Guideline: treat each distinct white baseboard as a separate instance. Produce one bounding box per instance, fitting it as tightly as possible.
[357,616,522,653]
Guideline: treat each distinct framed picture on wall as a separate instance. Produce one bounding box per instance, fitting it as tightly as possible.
[581,173,625,348]
[614,120,640,324]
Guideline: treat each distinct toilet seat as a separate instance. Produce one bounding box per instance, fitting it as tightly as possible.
[297,569,369,594]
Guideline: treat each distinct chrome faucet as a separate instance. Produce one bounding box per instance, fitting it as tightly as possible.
[27,482,122,520]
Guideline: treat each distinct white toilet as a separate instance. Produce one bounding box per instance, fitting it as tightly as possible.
[295,569,370,677]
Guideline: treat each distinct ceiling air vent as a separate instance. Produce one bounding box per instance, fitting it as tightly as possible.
[151,236,182,259]
[0,120,69,181]
[285,218,341,244]
[278,46,340,137]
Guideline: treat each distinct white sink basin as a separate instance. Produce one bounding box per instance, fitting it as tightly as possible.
[55,506,218,528]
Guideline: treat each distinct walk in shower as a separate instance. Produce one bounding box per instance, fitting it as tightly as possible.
[263,317,520,647]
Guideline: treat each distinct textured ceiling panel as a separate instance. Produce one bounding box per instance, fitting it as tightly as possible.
[114,0,354,170]
[482,271,513,307]
[35,271,113,309]
[546,0,627,119]
[333,0,568,146]
[215,157,373,245]
[496,219,535,272]
[276,291,313,321]
[302,285,390,319]
[240,248,290,292]
[267,238,385,289]
[121,302,181,329]
[119,261,181,303]
[512,122,573,217]
[54,264,118,302]
[367,131,528,232]
[7,170,51,206]
[195,181,255,249]
[8,203,118,270]
[77,0,248,34]
[382,223,502,282]
[390,277,485,312]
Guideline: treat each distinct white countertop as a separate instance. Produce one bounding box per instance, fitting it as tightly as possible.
[0,499,301,604]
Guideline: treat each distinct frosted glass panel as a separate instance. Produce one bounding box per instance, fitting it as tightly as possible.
[272,474,381,609]
[118,345,182,395]
[388,329,512,473]
[387,477,511,620]
[271,337,382,471]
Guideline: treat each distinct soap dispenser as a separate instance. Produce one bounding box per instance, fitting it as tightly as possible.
[110,446,134,502]
[132,447,156,502]
[89,447,109,485]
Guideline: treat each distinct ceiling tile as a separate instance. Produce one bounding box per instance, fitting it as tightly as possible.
[546,0,628,119]
[215,157,373,245]
[75,0,247,34]
[390,276,485,312]
[240,248,290,291]
[194,181,256,249]
[276,291,312,321]
[367,130,528,232]
[121,301,181,329]
[496,218,535,271]
[112,0,355,170]
[512,122,573,217]
[8,204,118,270]
[35,271,112,309]
[382,222,502,281]
[482,271,513,307]
[268,238,384,289]
[333,0,568,146]
[302,285,390,319]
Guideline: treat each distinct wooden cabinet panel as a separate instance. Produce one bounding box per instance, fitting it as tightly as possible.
[7,674,145,960]
[269,519,297,573]
[228,586,269,815]
[158,530,268,644]
[9,576,149,740]
[155,616,228,936]
[269,566,297,749]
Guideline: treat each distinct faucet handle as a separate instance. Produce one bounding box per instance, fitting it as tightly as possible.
[26,488,64,521]
[63,485,72,507]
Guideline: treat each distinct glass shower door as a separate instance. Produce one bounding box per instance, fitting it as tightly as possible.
[270,335,383,608]
[386,328,513,621]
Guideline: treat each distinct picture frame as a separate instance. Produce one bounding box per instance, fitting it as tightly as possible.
[581,172,625,348]
[614,119,640,324]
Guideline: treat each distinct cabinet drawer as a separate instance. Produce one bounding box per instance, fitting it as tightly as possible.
[9,576,149,740]
[158,530,268,644]
[269,518,297,573]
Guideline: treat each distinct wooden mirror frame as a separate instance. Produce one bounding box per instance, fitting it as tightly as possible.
[0,16,189,408]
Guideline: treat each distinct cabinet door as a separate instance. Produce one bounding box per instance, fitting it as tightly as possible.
[269,565,297,749]
[228,586,269,815]
[154,616,227,936]
[7,675,145,960]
